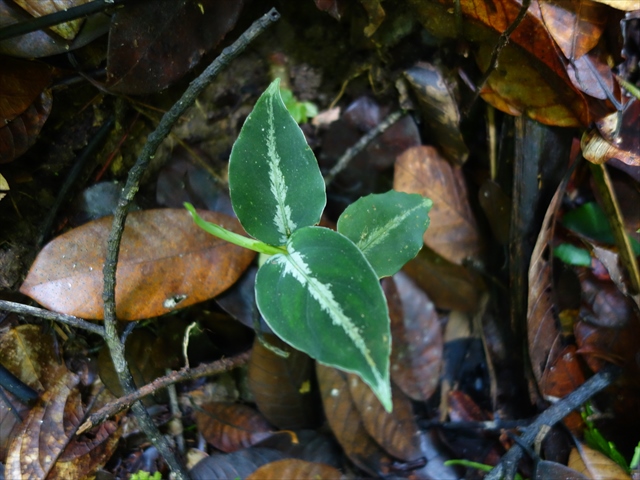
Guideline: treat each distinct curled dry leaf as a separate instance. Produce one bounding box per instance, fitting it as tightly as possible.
[246,459,342,480]
[5,371,121,479]
[573,442,632,480]
[395,145,483,264]
[316,364,393,476]
[527,184,564,386]
[347,373,422,462]
[20,209,255,320]
[248,335,320,430]
[386,274,443,401]
[194,402,273,453]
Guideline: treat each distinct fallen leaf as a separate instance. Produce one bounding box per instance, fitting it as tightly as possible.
[20,209,255,320]
[386,273,443,401]
[316,364,393,476]
[395,145,483,264]
[5,371,121,479]
[248,334,320,430]
[590,0,640,11]
[347,373,422,461]
[190,448,285,480]
[195,402,273,453]
[106,0,244,94]
[12,0,90,40]
[539,0,608,60]
[246,459,342,480]
[574,441,632,480]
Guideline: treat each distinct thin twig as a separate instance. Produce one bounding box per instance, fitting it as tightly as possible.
[485,365,621,480]
[77,350,250,435]
[0,300,105,336]
[100,9,280,480]
[324,110,403,188]
[464,0,531,116]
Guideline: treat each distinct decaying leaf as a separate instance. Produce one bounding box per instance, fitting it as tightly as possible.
[386,273,443,401]
[316,364,393,476]
[395,146,483,264]
[572,442,632,480]
[12,0,91,40]
[246,459,342,480]
[20,209,255,320]
[190,448,285,480]
[194,402,273,453]
[248,335,320,430]
[5,371,121,479]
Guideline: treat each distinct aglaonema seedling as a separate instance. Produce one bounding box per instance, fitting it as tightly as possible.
[185,78,432,411]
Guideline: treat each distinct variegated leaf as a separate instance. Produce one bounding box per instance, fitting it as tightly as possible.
[228,79,326,246]
[255,226,392,411]
[337,191,432,278]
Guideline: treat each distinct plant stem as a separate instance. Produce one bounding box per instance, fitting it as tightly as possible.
[184,203,286,256]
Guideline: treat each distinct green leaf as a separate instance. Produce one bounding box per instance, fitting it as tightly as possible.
[228,79,326,246]
[553,243,592,267]
[562,202,640,255]
[337,191,432,278]
[255,226,392,411]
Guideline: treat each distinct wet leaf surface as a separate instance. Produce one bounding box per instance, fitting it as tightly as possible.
[190,448,285,480]
[246,458,342,480]
[20,209,255,320]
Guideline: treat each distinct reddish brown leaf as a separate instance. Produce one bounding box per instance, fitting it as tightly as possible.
[5,371,121,479]
[395,145,483,264]
[0,89,52,163]
[246,459,342,480]
[527,184,564,386]
[578,269,634,328]
[403,247,481,312]
[20,209,255,320]
[347,373,422,462]
[195,402,273,453]
[539,0,608,60]
[386,274,443,401]
[248,335,320,430]
[106,0,244,94]
[0,56,52,124]
[316,364,393,476]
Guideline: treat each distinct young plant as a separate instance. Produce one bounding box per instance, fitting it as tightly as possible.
[185,79,432,411]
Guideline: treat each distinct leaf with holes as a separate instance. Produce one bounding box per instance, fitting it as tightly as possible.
[256,226,392,411]
[228,79,326,246]
[337,190,431,278]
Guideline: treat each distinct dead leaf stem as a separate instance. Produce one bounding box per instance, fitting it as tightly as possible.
[100,9,281,480]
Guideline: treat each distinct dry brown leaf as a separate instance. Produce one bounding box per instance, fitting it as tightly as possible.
[403,247,481,312]
[395,145,483,264]
[248,334,320,430]
[20,209,255,320]
[316,364,393,476]
[386,273,443,401]
[195,402,273,453]
[527,183,564,386]
[575,442,632,480]
[5,371,121,479]
[246,459,342,480]
[539,0,608,60]
[347,373,422,461]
